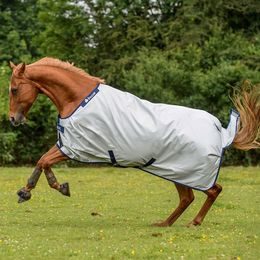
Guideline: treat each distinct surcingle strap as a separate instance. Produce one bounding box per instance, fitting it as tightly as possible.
[221,109,240,148]
[108,150,117,165]
[108,150,156,168]
[142,158,156,167]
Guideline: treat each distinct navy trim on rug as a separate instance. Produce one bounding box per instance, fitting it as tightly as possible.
[58,83,100,120]
[80,87,99,107]
[57,124,65,133]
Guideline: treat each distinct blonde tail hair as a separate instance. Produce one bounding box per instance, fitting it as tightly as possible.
[232,80,260,150]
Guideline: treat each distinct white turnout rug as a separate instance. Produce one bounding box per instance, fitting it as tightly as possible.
[56,84,239,190]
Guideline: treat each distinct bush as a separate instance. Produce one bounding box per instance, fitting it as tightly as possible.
[0,132,17,164]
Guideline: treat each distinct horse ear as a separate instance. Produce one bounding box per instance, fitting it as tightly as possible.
[17,62,26,76]
[9,61,16,70]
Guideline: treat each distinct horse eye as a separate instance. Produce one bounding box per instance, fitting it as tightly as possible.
[11,88,18,95]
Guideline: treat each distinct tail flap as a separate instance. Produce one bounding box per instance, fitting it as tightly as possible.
[221,109,240,148]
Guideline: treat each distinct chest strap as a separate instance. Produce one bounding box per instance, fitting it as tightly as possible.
[108,150,156,168]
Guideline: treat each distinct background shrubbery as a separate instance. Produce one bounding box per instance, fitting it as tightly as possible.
[0,0,259,165]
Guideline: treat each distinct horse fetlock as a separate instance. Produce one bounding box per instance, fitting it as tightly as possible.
[44,169,61,190]
[17,187,32,203]
[49,182,60,190]
[59,182,70,197]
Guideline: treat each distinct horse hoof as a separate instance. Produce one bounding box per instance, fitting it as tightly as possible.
[59,182,70,197]
[17,187,31,203]
[186,221,201,228]
[152,221,170,227]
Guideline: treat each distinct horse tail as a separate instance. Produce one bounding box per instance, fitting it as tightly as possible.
[232,80,260,151]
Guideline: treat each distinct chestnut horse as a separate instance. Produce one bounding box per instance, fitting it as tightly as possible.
[9,58,259,227]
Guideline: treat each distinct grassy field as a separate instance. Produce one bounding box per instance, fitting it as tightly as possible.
[0,166,259,259]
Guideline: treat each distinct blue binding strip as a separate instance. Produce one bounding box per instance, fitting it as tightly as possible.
[57,133,63,147]
[57,124,65,133]
[80,87,100,107]
[231,108,240,117]
[56,85,100,133]
[58,84,100,120]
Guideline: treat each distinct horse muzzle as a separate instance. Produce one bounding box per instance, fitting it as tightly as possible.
[10,114,26,127]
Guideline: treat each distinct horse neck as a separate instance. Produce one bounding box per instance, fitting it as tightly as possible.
[27,66,99,117]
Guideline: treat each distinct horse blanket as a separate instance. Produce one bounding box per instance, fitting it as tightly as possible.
[56,84,239,190]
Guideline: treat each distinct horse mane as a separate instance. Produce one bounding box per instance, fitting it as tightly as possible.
[29,57,105,83]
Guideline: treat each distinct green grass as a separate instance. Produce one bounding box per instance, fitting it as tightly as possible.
[0,166,259,259]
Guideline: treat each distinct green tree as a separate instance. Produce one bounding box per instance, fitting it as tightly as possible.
[0,0,259,165]
[0,0,41,63]
[0,0,55,164]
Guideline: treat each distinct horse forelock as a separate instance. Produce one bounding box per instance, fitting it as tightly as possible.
[28,57,105,83]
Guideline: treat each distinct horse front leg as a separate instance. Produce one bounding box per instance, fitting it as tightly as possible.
[44,167,70,197]
[17,166,42,203]
[17,145,68,203]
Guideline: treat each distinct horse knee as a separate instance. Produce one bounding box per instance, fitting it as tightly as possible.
[37,158,50,170]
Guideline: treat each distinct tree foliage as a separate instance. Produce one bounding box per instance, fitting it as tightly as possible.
[0,0,259,165]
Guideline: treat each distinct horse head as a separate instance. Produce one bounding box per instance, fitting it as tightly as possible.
[9,62,40,126]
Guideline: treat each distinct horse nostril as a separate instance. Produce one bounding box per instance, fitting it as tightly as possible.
[10,117,16,125]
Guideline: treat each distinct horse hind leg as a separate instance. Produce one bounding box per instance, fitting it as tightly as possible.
[153,183,194,227]
[187,183,222,227]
